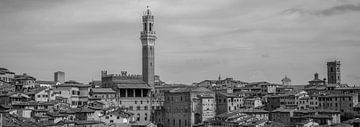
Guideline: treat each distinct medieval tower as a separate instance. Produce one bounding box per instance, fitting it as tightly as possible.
[327,60,341,84]
[140,7,156,90]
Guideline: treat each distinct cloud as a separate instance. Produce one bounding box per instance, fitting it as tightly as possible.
[1,0,360,85]
[282,3,360,16]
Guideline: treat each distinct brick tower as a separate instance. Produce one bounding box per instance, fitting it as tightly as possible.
[140,6,156,90]
[327,60,341,84]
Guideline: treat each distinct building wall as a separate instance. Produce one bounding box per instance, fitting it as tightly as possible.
[35,90,49,102]
[266,96,281,111]
[163,90,216,127]
[215,94,243,115]
[0,72,15,83]
[244,98,262,108]
[271,112,292,125]
[164,92,191,127]
[118,97,151,122]
[100,114,132,125]
[318,94,358,112]
[200,98,216,122]
[53,86,90,108]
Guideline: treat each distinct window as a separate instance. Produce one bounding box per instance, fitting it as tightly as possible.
[136,106,141,110]
[37,95,41,98]
[144,106,148,110]
[110,120,113,123]
[149,23,152,31]
[144,23,147,31]
[117,116,120,119]
[105,116,109,119]
[136,113,140,121]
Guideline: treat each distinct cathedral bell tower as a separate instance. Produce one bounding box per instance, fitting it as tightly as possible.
[140,6,156,90]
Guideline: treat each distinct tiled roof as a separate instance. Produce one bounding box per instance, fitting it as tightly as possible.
[218,92,241,98]
[113,79,146,84]
[335,86,360,90]
[53,120,104,126]
[116,83,151,89]
[47,112,69,117]
[36,80,57,85]
[294,109,340,113]
[3,113,40,127]
[169,87,213,93]
[12,101,55,106]
[318,93,356,97]
[24,87,47,95]
[14,74,36,80]
[292,114,332,119]
[103,108,134,118]
[234,108,269,113]
[345,118,360,124]
[113,79,151,89]
[0,67,15,74]
[91,88,116,93]
[55,82,91,88]
[59,107,95,114]
[8,93,31,98]
[272,107,296,113]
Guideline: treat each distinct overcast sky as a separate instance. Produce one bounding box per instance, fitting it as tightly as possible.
[1,0,360,85]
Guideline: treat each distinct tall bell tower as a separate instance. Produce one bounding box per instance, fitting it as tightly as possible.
[140,6,156,90]
[327,60,341,84]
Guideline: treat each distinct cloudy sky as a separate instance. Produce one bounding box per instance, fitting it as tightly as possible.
[1,0,360,85]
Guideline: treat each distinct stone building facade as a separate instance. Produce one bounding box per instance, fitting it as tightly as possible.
[318,93,358,112]
[101,71,152,122]
[215,92,244,115]
[163,87,216,127]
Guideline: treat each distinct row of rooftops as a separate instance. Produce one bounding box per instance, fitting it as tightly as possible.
[0,67,15,74]
[272,107,340,113]
[14,73,36,81]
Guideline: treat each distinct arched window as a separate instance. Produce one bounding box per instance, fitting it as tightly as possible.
[149,23,152,31]
[144,23,147,31]
[137,113,140,121]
